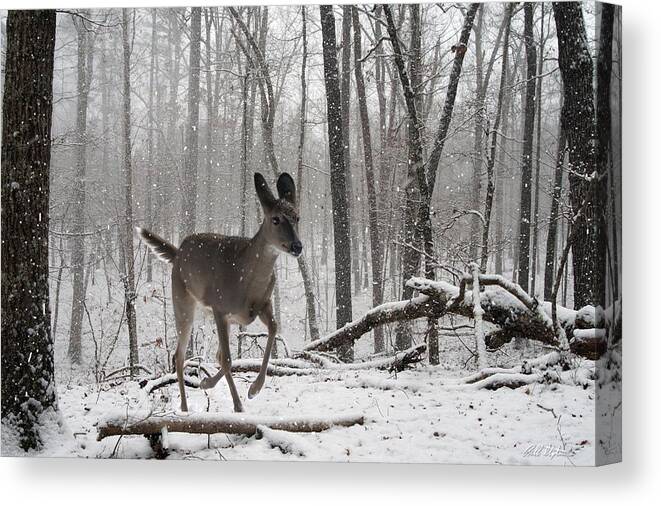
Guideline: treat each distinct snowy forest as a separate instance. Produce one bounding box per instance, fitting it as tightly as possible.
[1,1,621,464]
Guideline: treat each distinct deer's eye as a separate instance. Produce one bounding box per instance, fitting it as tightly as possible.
[272,217,280,225]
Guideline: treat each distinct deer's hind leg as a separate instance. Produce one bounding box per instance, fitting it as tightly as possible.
[213,310,244,413]
[172,273,196,412]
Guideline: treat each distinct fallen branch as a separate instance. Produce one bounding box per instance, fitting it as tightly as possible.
[140,344,427,394]
[97,411,365,440]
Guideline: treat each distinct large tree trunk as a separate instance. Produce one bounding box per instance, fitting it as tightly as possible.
[1,9,58,451]
[352,6,385,353]
[121,9,139,372]
[553,1,605,308]
[68,13,94,364]
[596,3,616,305]
[516,3,537,294]
[320,4,353,361]
[180,7,202,237]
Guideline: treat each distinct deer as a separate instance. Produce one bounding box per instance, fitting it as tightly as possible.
[136,172,302,413]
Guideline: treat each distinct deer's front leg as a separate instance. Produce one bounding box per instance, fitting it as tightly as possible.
[248,301,277,399]
[213,310,244,413]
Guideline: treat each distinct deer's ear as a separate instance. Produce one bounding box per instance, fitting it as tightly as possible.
[276,172,296,206]
[254,172,276,210]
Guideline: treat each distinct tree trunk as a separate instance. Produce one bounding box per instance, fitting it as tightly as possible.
[470,6,485,262]
[145,10,157,282]
[295,6,320,342]
[121,9,139,372]
[339,6,359,297]
[553,1,604,308]
[494,46,519,275]
[181,7,202,237]
[596,3,616,306]
[480,3,514,272]
[383,3,428,350]
[543,115,567,300]
[516,3,537,294]
[320,4,353,361]
[204,8,216,232]
[425,3,480,196]
[68,13,94,364]
[351,6,385,353]
[530,4,546,296]
[166,10,182,242]
[1,9,58,451]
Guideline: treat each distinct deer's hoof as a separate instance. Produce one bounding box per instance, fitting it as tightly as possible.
[248,382,262,399]
[199,377,213,390]
[234,403,244,413]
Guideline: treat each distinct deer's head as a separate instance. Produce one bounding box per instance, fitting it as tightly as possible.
[254,172,302,257]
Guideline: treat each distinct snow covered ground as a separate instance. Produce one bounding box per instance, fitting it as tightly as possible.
[2,253,598,464]
[7,360,596,465]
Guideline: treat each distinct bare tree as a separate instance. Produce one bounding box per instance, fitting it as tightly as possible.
[516,3,537,294]
[295,5,320,342]
[1,9,58,451]
[121,8,139,371]
[382,3,427,351]
[351,6,384,353]
[530,3,547,295]
[68,12,95,363]
[181,7,202,237]
[145,9,157,282]
[340,6,360,295]
[480,3,514,272]
[470,5,507,262]
[320,4,353,361]
[544,113,567,300]
[553,1,606,308]
[597,3,617,304]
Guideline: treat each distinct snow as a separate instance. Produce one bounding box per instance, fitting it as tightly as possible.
[2,244,604,465]
[18,358,595,464]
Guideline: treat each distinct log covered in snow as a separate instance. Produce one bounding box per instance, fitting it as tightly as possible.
[97,411,365,440]
[303,274,609,360]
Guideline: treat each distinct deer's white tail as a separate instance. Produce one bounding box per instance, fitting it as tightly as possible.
[135,227,178,264]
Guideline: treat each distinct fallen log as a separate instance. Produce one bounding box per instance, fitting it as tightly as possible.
[97,411,365,441]
[302,274,607,360]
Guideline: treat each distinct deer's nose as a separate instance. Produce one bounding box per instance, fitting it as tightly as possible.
[291,241,303,256]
